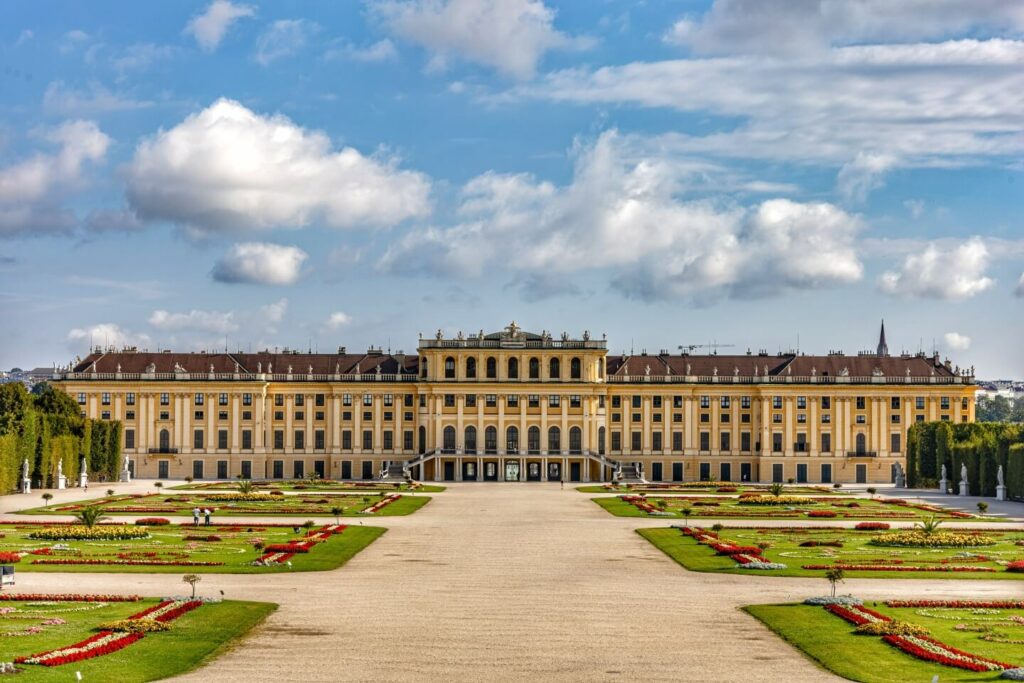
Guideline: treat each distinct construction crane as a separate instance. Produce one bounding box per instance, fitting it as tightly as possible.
[678,342,735,354]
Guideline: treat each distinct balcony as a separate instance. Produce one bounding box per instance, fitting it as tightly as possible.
[147,447,179,454]
[846,451,878,458]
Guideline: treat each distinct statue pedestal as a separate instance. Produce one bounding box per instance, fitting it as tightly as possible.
[959,480,969,496]
[119,469,131,483]
[996,485,1006,501]
[57,475,67,490]
[21,478,31,494]
[939,479,949,494]
[78,473,88,488]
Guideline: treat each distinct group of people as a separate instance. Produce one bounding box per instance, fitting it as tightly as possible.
[192,507,212,526]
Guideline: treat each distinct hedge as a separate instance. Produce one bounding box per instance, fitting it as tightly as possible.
[908,421,1024,499]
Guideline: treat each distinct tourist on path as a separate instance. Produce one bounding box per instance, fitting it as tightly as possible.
[204,508,211,526]
[192,507,200,526]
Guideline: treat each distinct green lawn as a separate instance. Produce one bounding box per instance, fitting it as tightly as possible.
[0,598,275,681]
[576,484,848,495]
[19,492,431,517]
[594,494,991,521]
[170,480,446,493]
[0,523,386,573]
[638,526,1024,580]
[745,602,1022,682]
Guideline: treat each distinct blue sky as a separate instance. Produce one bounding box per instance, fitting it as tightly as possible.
[1,0,1022,377]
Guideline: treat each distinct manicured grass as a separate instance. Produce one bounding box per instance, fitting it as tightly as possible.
[594,494,990,521]
[19,492,431,517]
[0,523,386,573]
[0,598,276,682]
[638,526,1024,580]
[171,480,446,493]
[745,602,1021,682]
[576,484,847,495]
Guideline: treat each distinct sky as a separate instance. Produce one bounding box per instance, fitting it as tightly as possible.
[1,0,1022,378]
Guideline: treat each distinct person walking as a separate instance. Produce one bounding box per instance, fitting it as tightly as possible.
[192,507,200,527]
[203,508,211,526]
[560,478,564,490]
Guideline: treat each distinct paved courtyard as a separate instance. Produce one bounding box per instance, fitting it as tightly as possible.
[6,484,1022,682]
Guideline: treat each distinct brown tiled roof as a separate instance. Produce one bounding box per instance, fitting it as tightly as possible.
[72,351,420,375]
[608,353,956,378]
[787,354,955,378]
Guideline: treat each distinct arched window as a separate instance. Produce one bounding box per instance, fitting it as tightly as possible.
[548,426,561,453]
[443,426,456,451]
[465,426,477,454]
[420,358,428,379]
[418,426,426,454]
[529,357,540,379]
[507,357,519,379]
[485,426,498,454]
[569,426,582,454]
[506,426,519,454]
[570,357,581,380]
[159,429,170,451]
[444,356,456,379]
[528,426,541,454]
[466,357,477,379]
[549,357,560,379]
[598,427,606,455]
[855,433,867,455]
[486,357,497,379]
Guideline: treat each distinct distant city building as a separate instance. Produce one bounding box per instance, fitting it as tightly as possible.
[52,322,976,484]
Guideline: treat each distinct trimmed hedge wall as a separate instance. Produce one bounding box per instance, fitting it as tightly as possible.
[0,383,122,492]
[908,421,1024,500]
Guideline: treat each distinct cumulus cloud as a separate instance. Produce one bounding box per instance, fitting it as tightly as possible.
[521,39,1024,169]
[381,130,863,301]
[372,0,589,79]
[0,120,110,236]
[125,98,431,235]
[324,38,398,63]
[148,308,238,335]
[325,311,352,329]
[664,0,1024,56]
[943,331,972,351]
[211,242,308,285]
[67,323,151,352]
[879,237,994,299]
[185,0,255,52]
[255,19,317,65]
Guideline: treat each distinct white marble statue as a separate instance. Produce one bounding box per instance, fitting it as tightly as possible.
[997,465,1004,487]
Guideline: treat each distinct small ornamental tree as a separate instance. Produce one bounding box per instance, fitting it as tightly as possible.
[74,505,108,528]
[825,567,845,598]
[41,493,53,506]
[154,482,164,494]
[916,516,942,536]
[182,574,201,599]
[977,501,989,514]
[237,480,255,495]
[769,482,785,497]
[680,503,693,526]
[330,506,345,524]
[106,489,114,497]
[866,487,877,498]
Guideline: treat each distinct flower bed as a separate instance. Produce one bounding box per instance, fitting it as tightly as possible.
[884,600,1024,609]
[360,493,401,514]
[869,531,997,548]
[737,495,821,506]
[802,563,997,572]
[134,518,170,526]
[806,510,837,518]
[0,594,140,602]
[32,558,224,567]
[0,551,21,563]
[855,522,890,530]
[28,526,150,541]
[204,493,275,502]
[1008,561,1024,573]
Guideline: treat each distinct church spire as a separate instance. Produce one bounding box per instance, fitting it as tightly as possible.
[877,319,888,356]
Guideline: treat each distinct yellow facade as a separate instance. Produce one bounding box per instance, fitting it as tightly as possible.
[56,323,976,484]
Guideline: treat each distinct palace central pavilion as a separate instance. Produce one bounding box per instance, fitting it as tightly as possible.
[54,322,975,484]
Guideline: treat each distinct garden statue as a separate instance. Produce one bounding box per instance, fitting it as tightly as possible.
[939,464,949,494]
[78,456,88,488]
[120,456,131,483]
[959,462,969,496]
[996,464,1007,501]
[893,463,905,488]
[57,459,67,489]
[21,458,30,493]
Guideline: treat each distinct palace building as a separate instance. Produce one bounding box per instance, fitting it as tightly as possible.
[52,322,976,484]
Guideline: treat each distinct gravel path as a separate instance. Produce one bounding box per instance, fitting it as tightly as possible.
[6,483,1023,681]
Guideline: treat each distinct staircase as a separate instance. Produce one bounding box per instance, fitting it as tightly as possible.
[615,463,646,485]
[379,462,409,482]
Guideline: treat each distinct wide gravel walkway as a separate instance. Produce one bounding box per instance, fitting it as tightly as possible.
[6,483,1023,682]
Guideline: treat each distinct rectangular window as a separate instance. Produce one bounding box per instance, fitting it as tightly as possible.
[719,413,729,423]
[77,392,86,405]
[101,392,111,405]
[653,396,663,409]
[700,413,710,423]
[126,392,135,405]
[822,414,831,424]
[383,411,392,421]
[673,396,683,409]
[315,411,325,421]
[343,394,352,406]
[720,432,730,451]
[316,393,325,407]
[772,432,783,452]
[194,410,203,420]
[363,411,372,421]
[720,396,730,409]
[611,396,621,408]
[611,432,621,451]
[700,396,710,409]
[822,396,831,409]
[632,413,641,422]
[275,394,284,406]
[125,410,135,420]
[652,432,663,450]
[219,393,228,406]
[631,432,642,451]
[274,430,284,449]
[549,395,560,407]
[242,393,252,406]
[507,395,519,408]
[599,396,605,408]
[773,396,782,409]
[383,394,393,407]
[856,415,866,424]
[383,431,393,450]
[673,413,682,423]
[465,395,477,408]
[315,429,325,450]
[274,411,284,421]
[740,413,750,423]
[632,395,642,409]
[294,411,304,421]
[796,396,806,409]
[125,429,135,449]
[772,414,782,423]
[194,430,204,449]
[342,430,352,449]
[741,396,751,409]
[193,393,203,406]
[569,395,581,408]
[242,430,252,449]
[160,393,169,405]
[856,396,866,410]
[612,413,621,423]
[218,429,228,449]
[891,397,901,410]
[821,432,831,453]
[891,433,901,453]
[295,394,305,407]
[486,395,497,407]
[159,411,169,420]
[740,431,751,452]
[218,411,228,420]
[403,430,413,451]
[940,397,950,409]
[404,394,413,407]
[672,431,683,451]
[797,413,807,423]
[916,396,925,410]
[699,432,710,451]
[362,430,373,449]
[891,414,901,424]
[444,394,456,408]
[100,411,110,420]
[363,394,372,406]
[653,413,662,423]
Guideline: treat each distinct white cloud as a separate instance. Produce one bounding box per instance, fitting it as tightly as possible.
[943,332,972,351]
[521,39,1024,169]
[185,0,255,52]
[148,308,238,335]
[836,152,897,203]
[326,311,352,329]
[381,130,862,301]
[125,98,431,235]
[0,120,110,236]
[324,38,398,63]
[255,19,317,66]
[879,237,994,299]
[211,242,308,285]
[43,81,152,115]
[904,199,925,219]
[109,43,177,73]
[372,0,589,79]
[260,298,288,324]
[67,323,151,352]
[664,0,1024,56]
